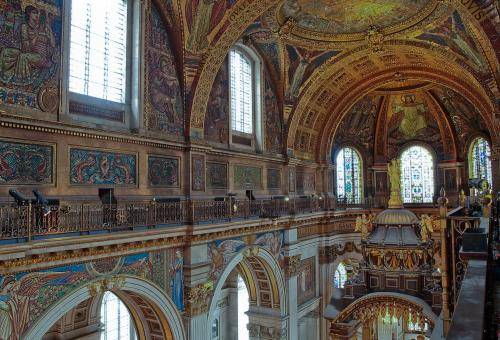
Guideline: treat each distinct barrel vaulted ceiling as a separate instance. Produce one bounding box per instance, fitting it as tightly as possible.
[157,0,500,162]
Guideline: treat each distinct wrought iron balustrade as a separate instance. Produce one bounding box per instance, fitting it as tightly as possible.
[0,197,338,241]
[0,193,441,242]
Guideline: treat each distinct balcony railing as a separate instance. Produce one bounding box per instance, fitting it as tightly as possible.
[0,196,347,242]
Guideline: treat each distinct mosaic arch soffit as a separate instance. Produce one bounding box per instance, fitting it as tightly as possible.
[313,69,498,163]
[282,43,497,161]
[185,0,499,138]
[329,86,460,162]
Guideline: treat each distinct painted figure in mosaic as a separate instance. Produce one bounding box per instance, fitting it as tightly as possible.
[287,51,310,98]
[186,0,233,52]
[392,94,427,139]
[150,56,183,126]
[170,250,184,310]
[0,4,57,85]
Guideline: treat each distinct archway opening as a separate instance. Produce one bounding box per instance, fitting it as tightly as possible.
[100,291,137,340]
[237,274,250,340]
[207,247,286,340]
[353,312,430,340]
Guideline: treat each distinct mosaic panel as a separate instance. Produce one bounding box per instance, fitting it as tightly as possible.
[0,250,185,339]
[0,140,53,184]
[192,154,205,191]
[297,256,316,305]
[148,155,180,188]
[267,168,281,189]
[206,162,228,189]
[204,58,229,144]
[69,148,137,186]
[264,73,282,154]
[234,165,261,189]
[0,0,63,113]
[145,2,184,135]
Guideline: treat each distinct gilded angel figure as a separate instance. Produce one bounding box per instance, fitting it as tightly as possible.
[420,214,436,243]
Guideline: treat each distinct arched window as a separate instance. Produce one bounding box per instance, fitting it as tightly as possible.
[100,291,136,340]
[230,49,254,134]
[336,147,363,204]
[400,145,434,203]
[69,0,130,103]
[469,137,492,186]
[334,262,348,288]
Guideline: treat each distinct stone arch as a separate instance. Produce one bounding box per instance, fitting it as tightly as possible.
[24,276,186,340]
[330,292,438,327]
[206,246,287,336]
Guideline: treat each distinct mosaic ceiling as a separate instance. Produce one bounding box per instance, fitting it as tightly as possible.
[280,0,433,35]
[159,0,499,160]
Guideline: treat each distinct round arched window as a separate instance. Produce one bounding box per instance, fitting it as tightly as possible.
[334,262,348,288]
[336,147,363,204]
[400,146,434,203]
[469,137,492,186]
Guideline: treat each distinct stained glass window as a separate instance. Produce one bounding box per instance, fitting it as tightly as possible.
[336,147,363,204]
[230,49,253,134]
[401,146,434,203]
[69,0,129,103]
[100,291,136,340]
[334,262,348,288]
[469,137,492,186]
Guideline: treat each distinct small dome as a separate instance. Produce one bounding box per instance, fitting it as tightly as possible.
[375,208,419,225]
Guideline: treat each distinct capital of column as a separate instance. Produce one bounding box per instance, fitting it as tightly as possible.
[284,254,301,278]
[184,281,214,317]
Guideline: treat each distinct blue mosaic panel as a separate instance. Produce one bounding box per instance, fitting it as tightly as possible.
[69,148,137,186]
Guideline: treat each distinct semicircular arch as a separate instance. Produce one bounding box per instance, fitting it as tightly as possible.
[206,246,287,336]
[23,276,187,340]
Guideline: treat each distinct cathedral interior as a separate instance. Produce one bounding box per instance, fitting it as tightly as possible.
[0,0,499,339]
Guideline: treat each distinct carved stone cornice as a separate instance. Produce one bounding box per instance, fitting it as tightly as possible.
[284,254,301,277]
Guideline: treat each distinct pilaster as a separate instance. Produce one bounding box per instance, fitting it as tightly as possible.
[183,243,213,340]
